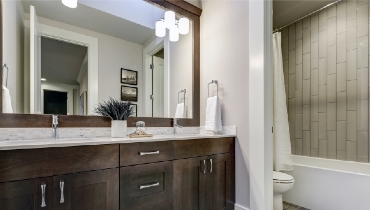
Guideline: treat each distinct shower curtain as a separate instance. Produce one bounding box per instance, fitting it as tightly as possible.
[273,32,293,171]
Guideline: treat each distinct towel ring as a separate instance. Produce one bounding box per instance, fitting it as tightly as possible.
[178,89,186,115]
[2,64,9,87]
[208,80,218,97]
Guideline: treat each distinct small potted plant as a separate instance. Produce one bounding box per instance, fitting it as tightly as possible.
[95,98,134,138]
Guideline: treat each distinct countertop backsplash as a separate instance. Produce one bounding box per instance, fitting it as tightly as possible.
[0,126,236,141]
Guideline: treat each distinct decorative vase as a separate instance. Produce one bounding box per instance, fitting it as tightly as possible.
[111,120,127,138]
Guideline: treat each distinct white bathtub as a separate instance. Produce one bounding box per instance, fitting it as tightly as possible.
[283,155,370,210]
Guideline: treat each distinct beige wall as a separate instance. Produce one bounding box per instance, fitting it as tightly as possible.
[169,21,193,118]
[200,0,249,208]
[36,17,144,116]
[2,0,25,113]
[283,0,370,163]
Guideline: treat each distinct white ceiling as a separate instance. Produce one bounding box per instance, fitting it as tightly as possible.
[41,37,87,86]
[273,0,337,29]
[21,0,164,45]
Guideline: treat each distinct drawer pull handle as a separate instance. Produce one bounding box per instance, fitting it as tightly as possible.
[139,182,160,189]
[41,183,46,207]
[140,151,159,156]
[209,159,213,173]
[203,160,206,173]
[60,181,64,203]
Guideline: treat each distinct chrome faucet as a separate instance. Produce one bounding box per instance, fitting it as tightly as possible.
[52,115,59,139]
[174,118,182,134]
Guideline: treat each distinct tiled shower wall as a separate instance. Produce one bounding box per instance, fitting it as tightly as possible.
[282,0,370,162]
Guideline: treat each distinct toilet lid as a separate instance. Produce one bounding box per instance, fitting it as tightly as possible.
[273,171,294,182]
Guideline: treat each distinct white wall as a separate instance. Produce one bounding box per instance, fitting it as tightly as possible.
[41,82,80,115]
[35,17,144,116]
[169,21,193,118]
[200,0,250,209]
[2,0,25,113]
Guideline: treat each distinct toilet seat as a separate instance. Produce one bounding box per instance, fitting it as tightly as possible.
[273,171,294,183]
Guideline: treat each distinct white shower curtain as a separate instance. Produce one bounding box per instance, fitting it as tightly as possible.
[273,32,293,171]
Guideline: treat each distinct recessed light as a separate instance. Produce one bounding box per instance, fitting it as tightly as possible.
[41,78,46,81]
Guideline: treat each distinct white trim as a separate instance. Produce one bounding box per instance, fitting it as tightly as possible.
[235,204,249,210]
[77,53,88,83]
[249,0,273,209]
[142,36,170,117]
[39,24,98,115]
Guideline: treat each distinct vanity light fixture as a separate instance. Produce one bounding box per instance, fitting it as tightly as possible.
[169,25,179,42]
[156,10,189,42]
[164,11,175,29]
[178,17,189,35]
[41,78,46,81]
[62,0,77,8]
[155,19,166,37]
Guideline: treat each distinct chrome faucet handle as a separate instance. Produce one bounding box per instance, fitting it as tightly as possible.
[174,118,183,128]
[52,115,59,139]
[52,115,58,127]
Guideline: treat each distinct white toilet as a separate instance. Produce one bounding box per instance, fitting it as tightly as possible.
[273,171,294,210]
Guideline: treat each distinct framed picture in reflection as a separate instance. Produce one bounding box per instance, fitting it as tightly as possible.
[121,68,137,85]
[130,104,137,117]
[121,85,138,102]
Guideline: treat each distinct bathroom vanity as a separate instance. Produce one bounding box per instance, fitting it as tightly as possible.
[0,136,235,210]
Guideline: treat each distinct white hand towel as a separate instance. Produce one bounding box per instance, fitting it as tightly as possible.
[2,85,13,113]
[205,96,222,132]
[175,103,185,118]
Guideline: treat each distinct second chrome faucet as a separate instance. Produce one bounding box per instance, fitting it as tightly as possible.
[52,115,59,139]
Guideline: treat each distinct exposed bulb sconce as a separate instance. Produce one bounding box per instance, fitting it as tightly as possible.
[156,10,189,42]
[155,19,166,37]
[62,0,77,8]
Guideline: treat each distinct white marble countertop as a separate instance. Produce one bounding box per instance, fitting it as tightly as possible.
[0,134,236,151]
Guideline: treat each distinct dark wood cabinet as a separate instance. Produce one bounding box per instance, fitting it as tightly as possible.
[205,153,234,210]
[53,168,119,210]
[0,177,53,210]
[0,137,235,210]
[173,153,234,210]
[173,156,207,210]
[120,161,173,210]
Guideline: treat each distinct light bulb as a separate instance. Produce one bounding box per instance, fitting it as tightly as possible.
[156,19,166,37]
[164,11,175,29]
[170,26,179,42]
[62,0,77,8]
[178,17,189,35]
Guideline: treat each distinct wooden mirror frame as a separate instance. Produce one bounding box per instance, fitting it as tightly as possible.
[0,0,201,128]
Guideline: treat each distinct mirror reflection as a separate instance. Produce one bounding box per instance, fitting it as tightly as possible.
[2,0,193,118]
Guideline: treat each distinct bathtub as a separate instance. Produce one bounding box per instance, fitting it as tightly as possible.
[283,155,370,210]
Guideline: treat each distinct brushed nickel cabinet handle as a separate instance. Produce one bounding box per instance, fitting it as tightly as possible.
[203,160,206,173]
[60,181,64,203]
[209,159,213,173]
[140,151,159,156]
[41,183,46,207]
[139,182,160,189]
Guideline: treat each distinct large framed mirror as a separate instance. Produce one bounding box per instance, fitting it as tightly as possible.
[0,0,201,127]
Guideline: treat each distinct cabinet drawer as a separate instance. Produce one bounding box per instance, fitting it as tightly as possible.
[120,141,173,166]
[0,144,119,182]
[137,200,173,210]
[120,161,173,210]
[173,137,234,159]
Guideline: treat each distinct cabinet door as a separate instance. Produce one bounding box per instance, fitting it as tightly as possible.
[206,153,234,210]
[0,177,53,210]
[173,156,208,210]
[53,168,119,210]
[120,161,173,210]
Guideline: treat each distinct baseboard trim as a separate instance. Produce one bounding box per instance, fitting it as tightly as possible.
[235,203,249,210]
